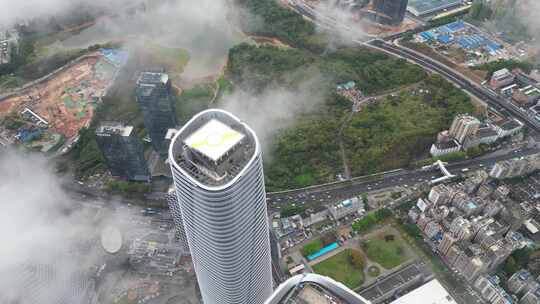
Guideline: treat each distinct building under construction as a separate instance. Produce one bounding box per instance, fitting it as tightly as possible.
[96,123,150,182]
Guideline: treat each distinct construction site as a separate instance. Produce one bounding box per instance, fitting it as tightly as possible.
[0,49,125,152]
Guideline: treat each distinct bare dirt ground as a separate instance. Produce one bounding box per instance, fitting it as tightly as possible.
[0,56,117,138]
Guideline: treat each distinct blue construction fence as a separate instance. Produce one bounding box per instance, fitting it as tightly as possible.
[307,242,340,261]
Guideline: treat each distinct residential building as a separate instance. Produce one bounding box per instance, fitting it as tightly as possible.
[449,217,473,240]
[490,68,516,90]
[449,114,481,144]
[266,273,371,304]
[486,240,513,271]
[428,184,454,206]
[424,221,442,239]
[438,232,458,255]
[474,276,513,304]
[462,124,499,149]
[136,71,178,158]
[508,269,534,295]
[490,153,540,179]
[168,109,272,304]
[416,213,433,230]
[520,287,540,304]
[95,123,150,182]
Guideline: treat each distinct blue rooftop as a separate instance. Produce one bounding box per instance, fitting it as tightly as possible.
[438,34,452,44]
[307,242,339,261]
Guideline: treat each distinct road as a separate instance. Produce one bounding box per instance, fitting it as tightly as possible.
[266,147,539,209]
[286,0,540,133]
[367,40,540,133]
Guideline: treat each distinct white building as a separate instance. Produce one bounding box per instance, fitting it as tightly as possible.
[430,140,461,157]
[449,114,481,144]
[390,279,455,304]
[327,197,364,221]
[169,110,273,304]
[493,118,523,138]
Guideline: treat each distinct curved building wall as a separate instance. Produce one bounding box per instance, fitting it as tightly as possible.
[169,110,273,304]
[166,189,190,254]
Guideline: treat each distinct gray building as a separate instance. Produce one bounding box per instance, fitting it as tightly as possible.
[136,71,178,158]
[169,109,273,304]
[96,123,150,182]
[372,0,408,25]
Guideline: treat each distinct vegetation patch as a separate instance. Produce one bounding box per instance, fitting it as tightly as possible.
[312,249,365,289]
[367,265,381,277]
[144,43,191,73]
[362,233,409,269]
[175,84,214,124]
[352,208,392,232]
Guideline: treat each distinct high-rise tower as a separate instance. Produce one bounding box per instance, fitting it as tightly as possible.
[136,70,178,158]
[372,0,408,25]
[168,109,273,304]
[96,123,150,182]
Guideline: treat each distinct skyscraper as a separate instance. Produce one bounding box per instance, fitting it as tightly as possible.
[136,71,178,158]
[372,0,408,25]
[165,186,190,254]
[169,109,273,304]
[96,123,150,182]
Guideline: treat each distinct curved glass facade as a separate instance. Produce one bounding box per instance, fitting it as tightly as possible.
[169,109,273,304]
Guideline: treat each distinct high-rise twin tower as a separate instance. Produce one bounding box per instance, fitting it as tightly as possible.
[168,109,273,304]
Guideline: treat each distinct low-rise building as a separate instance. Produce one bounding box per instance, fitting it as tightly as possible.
[493,118,523,138]
[513,85,540,106]
[491,68,516,90]
[462,125,499,149]
[327,197,364,221]
[520,287,540,304]
[430,140,461,157]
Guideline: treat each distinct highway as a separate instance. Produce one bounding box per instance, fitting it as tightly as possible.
[266,147,539,209]
[367,40,540,133]
[286,0,540,133]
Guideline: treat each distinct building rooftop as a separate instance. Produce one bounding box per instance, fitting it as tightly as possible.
[390,279,455,304]
[493,68,512,80]
[434,140,460,150]
[185,119,245,162]
[170,110,257,188]
[137,71,169,85]
[408,0,462,16]
[266,274,371,304]
[496,119,522,131]
[96,123,133,137]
